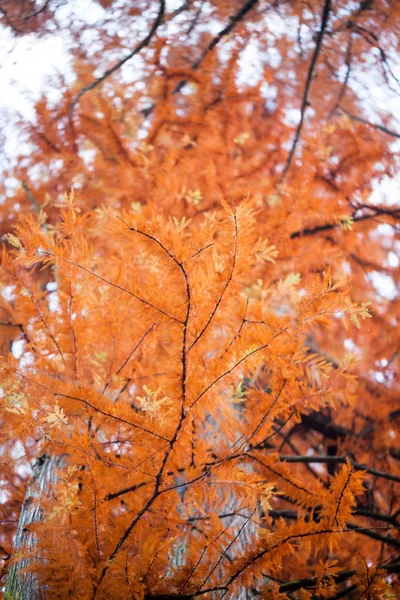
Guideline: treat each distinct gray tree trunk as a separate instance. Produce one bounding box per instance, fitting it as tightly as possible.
[6,455,257,599]
[5,454,65,600]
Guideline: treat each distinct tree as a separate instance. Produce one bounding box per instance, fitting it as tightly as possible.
[0,1,399,598]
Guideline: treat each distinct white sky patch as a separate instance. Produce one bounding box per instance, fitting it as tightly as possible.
[1,284,16,302]
[372,371,385,384]
[387,252,399,268]
[369,271,397,301]
[11,339,26,359]
[261,82,278,111]
[0,482,10,504]
[120,54,146,85]
[266,47,282,70]
[237,39,264,88]
[0,31,72,119]
[305,448,326,474]
[347,49,400,138]
[0,26,73,164]
[166,0,186,10]
[369,173,400,207]
[11,440,26,460]
[78,147,97,168]
[344,338,355,351]
[56,0,107,27]
[48,292,61,313]
[46,281,58,292]
[20,351,35,370]
[370,223,395,241]
[284,108,301,126]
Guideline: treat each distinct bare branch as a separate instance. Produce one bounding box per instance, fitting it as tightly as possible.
[69,0,165,116]
[280,0,331,182]
[336,108,400,139]
[278,561,400,595]
[279,455,400,484]
[290,206,400,239]
[21,182,42,218]
[192,0,259,70]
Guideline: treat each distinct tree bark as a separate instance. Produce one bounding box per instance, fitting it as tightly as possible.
[5,454,65,600]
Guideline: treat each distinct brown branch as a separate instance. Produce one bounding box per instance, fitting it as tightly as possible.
[191,243,214,259]
[261,462,315,497]
[221,298,249,358]
[180,524,232,594]
[278,561,400,595]
[195,509,256,594]
[42,251,184,324]
[102,324,156,394]
[290,207,398,239]
[233,379,287,456]
[220,524,400,595]
[337,108,400,139]
[104,480,149,502]
[11,369,170,442]
[279,455,400,484]
[21,181,42,219]
[32,127,61,154]
[352,24,400,95]
[116,216,182,270]
[333,465,354,525]
[328,32,353,119]
[69,0,165,116]
[189,215,238,350]
[1,264,63,362]
[93,226,192,595]
[192,0,259,70]
[326,583,358,600]
[280,0,331,181]
[185,0,205,37]
[19,0,52,23]
[355,507,399,527]
[248,412,295,451]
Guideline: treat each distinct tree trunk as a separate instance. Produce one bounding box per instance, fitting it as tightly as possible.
[5,454,65,600]
[5,455,257,599]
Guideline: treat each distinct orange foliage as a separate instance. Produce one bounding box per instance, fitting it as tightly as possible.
[0,1,399,599]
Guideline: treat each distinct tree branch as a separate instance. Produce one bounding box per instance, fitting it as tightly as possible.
[290,207,399,239]
[337,108,400,139]
[280,0,331,181]
[279,454,400,484]
[69,0,165,116]
[42,251,184,324]
[278,561,400,594]
[192,0,259,70]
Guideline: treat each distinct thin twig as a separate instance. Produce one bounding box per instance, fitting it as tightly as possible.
[336,108,400,139]
[42,251,183,324]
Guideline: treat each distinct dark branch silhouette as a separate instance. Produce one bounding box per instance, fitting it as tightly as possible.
[69,0,166,116]
[280,0,331,181]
